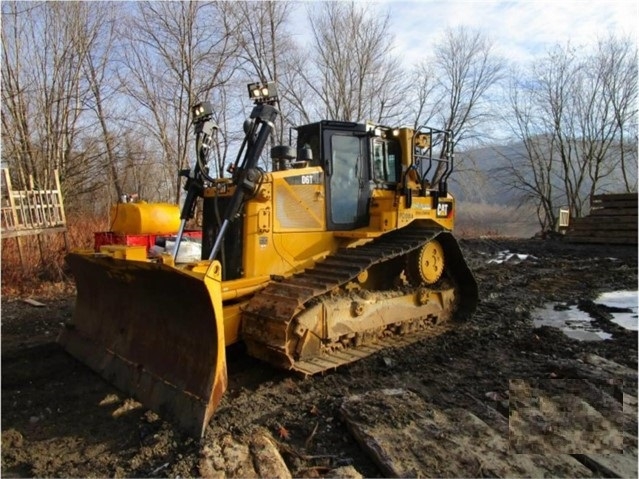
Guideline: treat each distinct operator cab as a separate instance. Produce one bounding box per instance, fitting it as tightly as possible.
[294,121,401,231]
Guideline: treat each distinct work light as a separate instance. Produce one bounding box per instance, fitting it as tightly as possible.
[247,81,278,104]
[192,101,213,124]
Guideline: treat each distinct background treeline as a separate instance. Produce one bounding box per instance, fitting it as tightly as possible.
[2,1,637,233]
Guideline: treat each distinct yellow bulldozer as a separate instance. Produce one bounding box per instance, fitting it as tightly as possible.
[58,81,478,437]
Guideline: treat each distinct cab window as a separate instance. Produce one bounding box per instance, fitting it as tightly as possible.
[330,135,361,224]
[372,139,400,183]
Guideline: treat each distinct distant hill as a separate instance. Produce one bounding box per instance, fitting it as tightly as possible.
[450,143,526,205]
[446,139,636,238]
[435,142,538,237]
[452,139,637,206]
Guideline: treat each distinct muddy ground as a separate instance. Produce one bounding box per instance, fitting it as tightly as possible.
[1,237,637,478]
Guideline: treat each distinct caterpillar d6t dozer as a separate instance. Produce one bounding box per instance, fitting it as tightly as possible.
[59,81,478,437]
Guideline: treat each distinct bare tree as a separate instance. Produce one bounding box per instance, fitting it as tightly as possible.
[1,2,38,183]
[289,2,407,124]
[498,72,561,230]
[120,1,238,203]
[596,35,638,192]
[227,1,292,89]
[502,37,638,228]
[410,60,440,129]
[532,44,588,216]
[279,49,316,126]
[1,2,100,203]
[425,26,505,185]
[225,1,294,173]
[535,40,636,217]
[82,2,126,205]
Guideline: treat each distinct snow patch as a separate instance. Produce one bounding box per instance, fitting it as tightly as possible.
[487,250,538,264]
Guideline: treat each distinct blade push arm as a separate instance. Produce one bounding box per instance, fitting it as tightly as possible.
[173,82,279,263]
[174,102,217,260]
[208,102,279,260]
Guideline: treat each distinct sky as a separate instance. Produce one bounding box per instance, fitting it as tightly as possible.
[370,0,638,67]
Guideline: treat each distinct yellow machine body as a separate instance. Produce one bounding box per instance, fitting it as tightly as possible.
[59,119,477,438]
[208,166,455,283]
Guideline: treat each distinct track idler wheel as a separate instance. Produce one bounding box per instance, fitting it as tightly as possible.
[406,239,444,285]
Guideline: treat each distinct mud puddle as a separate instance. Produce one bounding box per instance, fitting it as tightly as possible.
[533,290,638,341]
[597,291,639,330]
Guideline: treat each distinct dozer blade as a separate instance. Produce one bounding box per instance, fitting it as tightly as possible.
[58,253,227,438]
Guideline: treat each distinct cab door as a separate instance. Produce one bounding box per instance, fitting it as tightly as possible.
[324,130,369,230]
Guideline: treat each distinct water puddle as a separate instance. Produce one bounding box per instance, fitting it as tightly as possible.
[596,291,639,331]
[487,251,537,264]
[533,290,638,341]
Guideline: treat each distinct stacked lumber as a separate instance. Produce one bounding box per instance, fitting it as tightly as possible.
[565,193,637,245]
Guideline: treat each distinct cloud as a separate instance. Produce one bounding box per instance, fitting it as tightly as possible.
[380,0,638,67]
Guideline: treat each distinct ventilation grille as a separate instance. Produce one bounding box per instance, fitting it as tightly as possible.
[274,184,324,230]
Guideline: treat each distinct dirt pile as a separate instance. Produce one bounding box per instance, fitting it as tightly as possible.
[1,238,637,477]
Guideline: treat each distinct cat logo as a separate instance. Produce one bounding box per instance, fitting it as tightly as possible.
[436,201,452,218]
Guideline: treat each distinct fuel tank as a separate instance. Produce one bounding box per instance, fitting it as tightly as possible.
[110,202,180,235]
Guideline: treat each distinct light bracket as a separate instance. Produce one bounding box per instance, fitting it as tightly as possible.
[192,101,213,124]
[247,81,278,104]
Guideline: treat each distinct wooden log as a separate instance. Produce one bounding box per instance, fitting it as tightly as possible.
[567,235,638,243]
[572,216,637,225]
[591,199,638,209]
[509,378,637,478]
[564,191,638,245]
[589,207,638,216]
[509,378,624,455]
[340,389,593,478]
[22,298,45,307]
[579,353,638,379]
[574,453,638,479]
[566,236,637,245]
[567,227,637,236]
[546,357,636,391]
[592,193,639,202]
[249,430,293,479]
[198,430,292,479]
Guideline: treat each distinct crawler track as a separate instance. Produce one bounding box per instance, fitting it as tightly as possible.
[242,225,477,374]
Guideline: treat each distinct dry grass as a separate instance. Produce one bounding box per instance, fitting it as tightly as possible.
[1,213,108,298]
[455,201,540,239]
